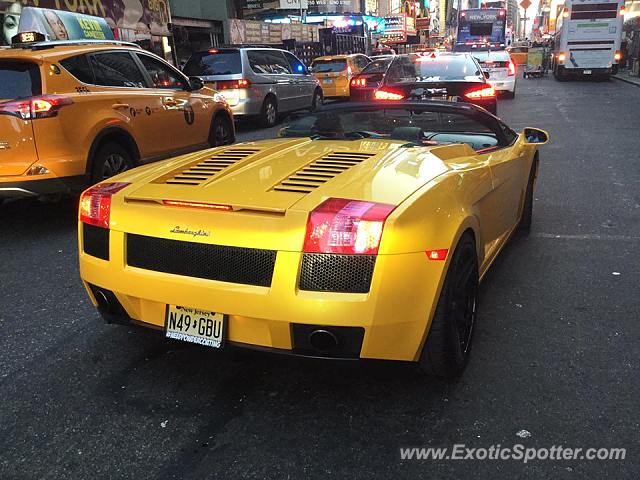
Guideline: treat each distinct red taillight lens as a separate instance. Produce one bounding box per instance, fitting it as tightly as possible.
[350,77,367,87]
[0,95,73,120]
[303,198,396,255]
[374,88,404,101]
[79,182,130,229]
[508,61,516,76]
[216,79,251,89]
[425,249,448,261]
[465,85,496,99]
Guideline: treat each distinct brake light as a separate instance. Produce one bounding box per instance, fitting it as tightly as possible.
[508,61,516,76]
[208,48,219,54]
[80,182,130,229]
[563,9,569,18]
[303,198,395,255]
[614,50,622,61]
[163,200,232,211]
[216,79,251,89]
[0,95,73,120]
[484,59,494,64]
[350,77,367,87]
[374,88,404,100]
[465,85,496,99]
[620,6,626,15]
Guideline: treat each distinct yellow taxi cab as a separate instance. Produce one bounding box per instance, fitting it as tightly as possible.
[507,45,529,65]
[310,54,371,99]
[0,33,234,201]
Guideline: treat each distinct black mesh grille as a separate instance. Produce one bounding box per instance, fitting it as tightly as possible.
[127,234,276,287]
[83,223,109,260]
[299,253,376,293]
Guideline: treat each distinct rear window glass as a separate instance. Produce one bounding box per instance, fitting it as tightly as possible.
[311,59,347,73]
[183,51,242,76]
[60,55,94,84]
[472,51,511,62]
[247,50,291,74]
[0,61,41,99]
[361,58,392,74]
[388,55,482,82]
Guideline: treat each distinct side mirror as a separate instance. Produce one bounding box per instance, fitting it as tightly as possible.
[522,128,549,145]
[308,66,314,73]
[188,76,204,91]
[483,70,490,79]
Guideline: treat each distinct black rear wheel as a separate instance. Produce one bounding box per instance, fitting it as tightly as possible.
[310,88,323,111]
[91,143,133,183]
[209,114,234,147]
[419,233,479,378]
[260,96,278,128]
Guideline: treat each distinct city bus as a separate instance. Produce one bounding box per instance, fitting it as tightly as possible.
[552,0,625,80]
[454,8,507,51]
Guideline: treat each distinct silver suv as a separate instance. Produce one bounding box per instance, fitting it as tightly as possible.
[183,47,322,128]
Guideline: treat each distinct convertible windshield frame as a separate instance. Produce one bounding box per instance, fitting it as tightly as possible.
[280,101,510,147]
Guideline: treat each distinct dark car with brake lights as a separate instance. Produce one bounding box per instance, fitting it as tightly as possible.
[370,52,498,115]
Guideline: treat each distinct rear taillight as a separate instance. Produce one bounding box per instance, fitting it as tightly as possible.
[350,77,367,87]
[374,88,404,101]
[614,50,622,62]
[557,52,566,63]
[79,182,130,229]
[303,198,395,255]
[0,95,73,120]
[216,79,251,89]
[508,61,516,76]
[465,85,496,99]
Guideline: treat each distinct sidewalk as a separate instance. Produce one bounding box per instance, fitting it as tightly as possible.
[613,69,640,87]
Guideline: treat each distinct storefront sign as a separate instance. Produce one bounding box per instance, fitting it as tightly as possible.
[278,0,309,8]
[226,18,318,44]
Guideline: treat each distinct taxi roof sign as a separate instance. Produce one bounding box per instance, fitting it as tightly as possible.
[11,31,46,45]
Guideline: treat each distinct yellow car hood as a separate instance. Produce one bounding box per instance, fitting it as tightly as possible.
[121,138,474,213]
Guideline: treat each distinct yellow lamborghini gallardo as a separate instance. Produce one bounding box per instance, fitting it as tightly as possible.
[78,101,548,377]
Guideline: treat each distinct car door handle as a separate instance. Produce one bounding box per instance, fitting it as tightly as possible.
[163,98,178,107]
[112,103,130,110]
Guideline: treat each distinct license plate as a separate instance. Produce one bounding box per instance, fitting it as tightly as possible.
[323,78,333,84]
[165,305,225,348]
[583,70,592,74]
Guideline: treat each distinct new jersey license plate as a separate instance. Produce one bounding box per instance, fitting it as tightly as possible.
[165,305,225,348]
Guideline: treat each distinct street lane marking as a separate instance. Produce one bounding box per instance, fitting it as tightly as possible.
[534,233,640,241]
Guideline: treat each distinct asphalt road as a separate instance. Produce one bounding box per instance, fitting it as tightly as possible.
[1,75,639,479]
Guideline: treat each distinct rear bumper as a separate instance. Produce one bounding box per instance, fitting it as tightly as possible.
[0,175,86,198]
[488,76,516,92]
[79,228,447,362]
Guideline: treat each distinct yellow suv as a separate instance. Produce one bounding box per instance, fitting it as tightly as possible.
[0,38,234,200]
[310,54,371,99]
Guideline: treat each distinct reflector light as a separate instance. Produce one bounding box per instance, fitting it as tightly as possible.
[79,182,130,229]
[303,198,395,255]
[162,200,233,211]
[464,85,496,99]
[426,249,448,261]
[374,88,404,100]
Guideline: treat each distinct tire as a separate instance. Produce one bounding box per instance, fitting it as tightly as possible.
[419,233,479,378]
[504,89,515,99]
[310,88,323,111]
[90,143,133,183]
[260,96,278,128]
[556,65,568,82]
[518,158,537,232]
[209,114,234,147]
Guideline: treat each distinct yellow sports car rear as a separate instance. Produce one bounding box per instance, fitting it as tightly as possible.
[78,102,548,377]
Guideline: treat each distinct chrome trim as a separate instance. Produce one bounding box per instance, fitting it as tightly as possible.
[0,187,37,198]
